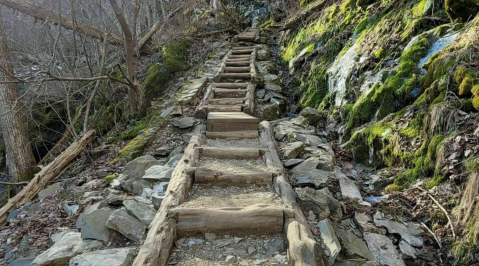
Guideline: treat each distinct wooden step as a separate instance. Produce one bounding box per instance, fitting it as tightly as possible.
[207,112,260,132]
[168,205,293,237]
[213,88,246,98]
[229,54,251,59]
[225,61,250,67]
[211,82,248,89]
[232,46,254,50]
[205,130,259,139]
[220,73,251,80]
[225,66,250,73]
[208,98,245,105]
[197,146,264,159]
[194,167,273,186]
[232,50,254,55]
[203,105,242,113]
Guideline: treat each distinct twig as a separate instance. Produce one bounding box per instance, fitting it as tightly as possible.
[0,181,29,186]
[420,222,442,249]
[414,186,456,239]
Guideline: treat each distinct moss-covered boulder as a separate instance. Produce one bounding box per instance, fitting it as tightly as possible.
[142,64,171,104]
[445,0,479,23]
[162,38,193,72]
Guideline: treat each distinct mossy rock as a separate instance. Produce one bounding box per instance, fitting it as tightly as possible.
[472,85,479,96]
[459,77,478,96]
[105,174,118,184]
[455,66,477,84]
[162,38,193,72]
[473,96,479,111]
[121,120,149,140]
[445,0,479,23]
[93,105,116,135]
[142,64,171,104]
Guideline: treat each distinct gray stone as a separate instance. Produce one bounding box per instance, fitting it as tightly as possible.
[106,209,145,242]
[7,256,35,266]
[256,61,276,75]
[257,49,270,61]
[291,158,336,188]
[132,179,151,196]
[141,187,153,198]
[101,188,122,197]
[79,191,103,206]
[399,240,417,258]
[51,229,76,244]
[296,187,342,220]
[225,255,237,263]
[256,89,266,99]
[24,202,40,216]
[118,155,160,192]
[6,209,21,222]
[264,239,284,255]
[290,116,309,128]
[38,183,62,200]
[260,104,282,120]
[364,232,406,266]
[160,106,175,118]
[205,233,216,241]
[69,247,136,266]
[106,194,127,206]
[283,141,305,159]
[284,159,304,168]
[215,238,234,247]
[63,204,79,216]
[334,227,374,260]
[123,199,156,225]
[154,146,173,157]
[32,232,102,266]
[337,171,363,201]
[264,83,282,92]
[270,98,287,111]
[78,208,114,241]
[153,182,169,195]
[151,193,165,209]
[299,107,326,126]
[373,212,423,247]
[263,74,279,85]
[142,165,173,182]
[317,219,341,265]
[354,212,386,235]
[172,117,195,129]
[166,154,183,168]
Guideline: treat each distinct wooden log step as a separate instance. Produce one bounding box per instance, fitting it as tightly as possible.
[232,46,254,50]
[225,61,250,67]
[203,105,242,113]
[197,146,265,159]
[220,73,251,80]
[211,82,248,89]
[237,36,256,41]
[168,205,293,237]
[232,50,254,55]
[205,130,259,139]
[207,112,260,132]
[208,98,245,105]
[225,66,250,73]
[229,54,251,59]
[194,168,273,186]
[213,88,247,98]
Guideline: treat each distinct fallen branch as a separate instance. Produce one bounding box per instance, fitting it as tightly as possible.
[0,130,95,225]
[0,181,29,186]
[420,222,442,249]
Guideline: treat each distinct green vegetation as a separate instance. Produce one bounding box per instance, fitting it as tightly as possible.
[162,37,193,72]
[105,174,118,184]
[445,0,479,23]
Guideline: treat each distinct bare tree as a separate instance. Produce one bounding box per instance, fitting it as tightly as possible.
[0,14,36,182]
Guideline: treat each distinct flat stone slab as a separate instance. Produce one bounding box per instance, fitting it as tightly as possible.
[318,219,341,265]
[284,159,304,168]
[364,232,405,266]
[373,212,423,247]
[106,209,145,242]
[69,247,136,266]
[123,199,156,225]
[172,117,195,129]
[334,227,374,261]
[142,165,173,182]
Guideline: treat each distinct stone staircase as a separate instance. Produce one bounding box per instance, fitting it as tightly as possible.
[133,29,323,266]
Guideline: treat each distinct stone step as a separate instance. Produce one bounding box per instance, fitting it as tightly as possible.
[196,146,265,160]
[194,167,273,187]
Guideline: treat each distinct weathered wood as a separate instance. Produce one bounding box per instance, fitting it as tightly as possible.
[207,112,259,132]
[220,73,251,80]
[132,133,203,266]
[243,84,256,115]
[213,88,247,98]
[205,130,259,139]
[250,48,259,83]
[226,58,250,62]
[229,54,251,59]
[194,168,272,186]
[225,61,250,67]
[225,66,250,73]
[195,85,214,119]
[237,36,256,42]
[168,205,292,237]
[204,105,242,113]
[232,46,254,50]
[197,146,263,159]
[258,121,324,266]
[211,82,248,89]
[231,49,254,55]
[0,130,95,225]
[208,98,245,105]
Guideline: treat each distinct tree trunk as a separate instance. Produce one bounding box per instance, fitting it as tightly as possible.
[0,15,36,182]
[0,0,123,46]
[108,0,144,116]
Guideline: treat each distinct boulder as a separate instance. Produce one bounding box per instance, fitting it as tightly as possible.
[256,89,266,99]
[263,74,279,85]
[32,232,102,266]
[291,158,336,188]
[336,170,363,201]
[354,212,386,235]
[69,247,136,266]
[299,107,327,126]
[264,83,282,92]
[154,146,173,157]
[256,61,276,75]
[151,193,165,209]
[270,98,287,112]
[284,159,304,168]
[260,104,282,120]
[364,232,406,266]
[106,210,146,242]
[373,212,423,247]
[172,117,195,129]
[153,182,169,195]
[77,208,115,241]
[334,227,374,260]
[257,49,270,61]
[141,165,173,182]
[317,219,341,265]
[132,180,151,196]
[283,141,305,159]
[290,116,309,128]
[118,155,160,192]
[38,183,62,200]
[166,154,183,168]
[296,187,342,220]
[123,199,156,225]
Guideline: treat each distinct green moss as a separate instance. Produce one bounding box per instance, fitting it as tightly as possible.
[374,48,388,60]
[356,0,375,7]
[105,174,118,184]
[121,120,148,140]
[472,85,479,96]
[445,0,479,23]
[93,105,116,135]
[340,0,356,12]
[459,77,478,95]
[142,64,172,102]
[473,96,479,111]
[426,175,445,189]
[162,37,193,72]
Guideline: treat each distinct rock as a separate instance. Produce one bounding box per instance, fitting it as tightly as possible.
[264,239,284,255]
[118,155,160,192]
[38,183,62,200]
[205,233,216,241]
[7,256,35,266]
[445,0,479,23]
[256,61,276,75]
[172,117,195,129]
[215,238,234,247]
[153,182,169,195]
[274,254,288,264]
[290,116,309,128]
[106,209,146,242]
[23,202,40,216]
[260,104,282,120]
[364,232,406,266]
[318,219,341,265]
[68,247,136,266]
[79,191,104,206]
[102,188,123,197]
[123,199,156,225]
[296,135,323,147]
[141,165,173,182]
[264,83,282,92]
[337,173,363,201]
[154,146,173,157]
[291,158,336,188]
[106,194,127,206]
[299,107,326,126]
[296,187,342,220]
[283,141,305,159]
[225,255,236,263]
[263,74,279,85]
[284,159,304,168]
[373,212,423,247]
[51,229,76,244]
[160,106,175,118]
[354,212,386,235]
[256,89,266,99]
[77,208,115,241]
[334,227,374,260]
[270,98,287,111]
[132,180,151,196]
[63,204,79,216]
[399,240,417,258]
[32,232,102,266]
[151,193,165,209]
[6,209,21,222]
[257,49,270,61]
[166,154,183,168]
[370,174,394,191]
[315,155,335,171]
